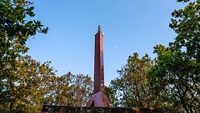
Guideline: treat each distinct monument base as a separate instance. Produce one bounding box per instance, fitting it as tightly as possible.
[42,105,166,113]
[86,90,110,107]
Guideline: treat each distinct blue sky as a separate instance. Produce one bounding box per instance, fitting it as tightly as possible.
[27,0,184,85]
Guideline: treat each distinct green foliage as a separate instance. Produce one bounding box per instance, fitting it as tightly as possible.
[2,56,56,112]
[0,0,52,112]
[177,0,190,2]
[69,73,92,106]
[148,0,200,112]
[43,72,93,107]
[170,0,200,62]
[104,86,116,106]
[110,53,154,108]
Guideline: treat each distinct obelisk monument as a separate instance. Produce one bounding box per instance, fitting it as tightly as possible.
[87,25,110,107]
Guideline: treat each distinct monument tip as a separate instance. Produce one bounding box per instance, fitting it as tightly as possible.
[98,25,101,32]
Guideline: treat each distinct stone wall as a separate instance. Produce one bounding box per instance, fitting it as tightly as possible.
[42,105,166,113]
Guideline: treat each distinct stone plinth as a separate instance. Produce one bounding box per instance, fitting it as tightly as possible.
[42,105,167,113]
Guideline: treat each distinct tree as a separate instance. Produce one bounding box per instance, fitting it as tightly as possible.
[110,53,154,107]
[70,73,93,106]
[9,56,55,112]
[0,0,52,112]
[45,72,93,107]
[148,0,200,112]
[170,0,200,62]
[104,86,116,107]
[149,45,191,112]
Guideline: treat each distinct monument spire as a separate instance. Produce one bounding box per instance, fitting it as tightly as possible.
[94,25,104,93]
[87,25,110,107]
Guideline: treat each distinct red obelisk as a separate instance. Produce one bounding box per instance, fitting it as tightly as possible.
[94,25,104,93]
[87,25,110,107]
